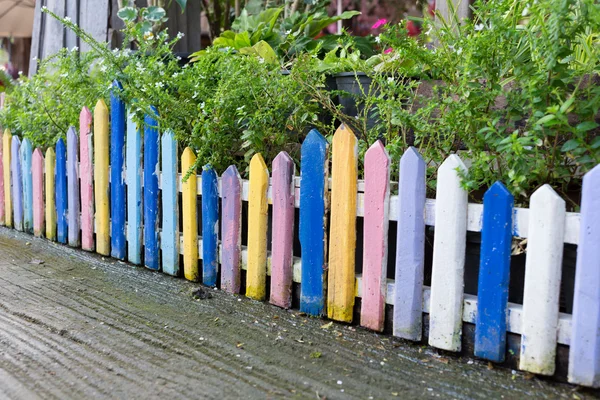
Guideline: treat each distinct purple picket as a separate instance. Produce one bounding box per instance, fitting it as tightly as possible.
[11,136,22,231]
[393,147,426,340]
[67,127,80,247]
[269,151,295,309]
[569,165,600,387]
[221,165,242,294]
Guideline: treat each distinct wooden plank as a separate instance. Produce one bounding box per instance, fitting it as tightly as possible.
[246,153,269,301]
[428,154,468,352]
[327,125,358,322]
[55,138,67,244]
[269,151,295,309]
[65,0,79,50]
[182,148,198,281]
[79,0,109,52]
[475,181,513,362]
[144,109,160,271]
[299,129,329,316]
[45,148,56,241]
[202,165,219,287]
[3,130,11,227]
[569,165,600,387]
[220,165,242,294]
[126,113,142,264]
[94,99,110,256]
[32,149,44,237]
[520,184,565,376]
[80,107,94,251]
[0,126,5,226]
[28,0,44,75]
[393,147,426,340]
[110,81,126,260]
[67,127,80,247]
[20,138,33,234]
[161,130,179,276]
[11,137,23,232]
[42,0,66,59]
[360,141,390,332]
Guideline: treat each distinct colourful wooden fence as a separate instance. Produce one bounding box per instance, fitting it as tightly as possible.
[0,99,597,388]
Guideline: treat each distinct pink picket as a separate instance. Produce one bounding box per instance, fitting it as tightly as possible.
[0,130,4,226]
[269,151,296,309]
[32,148,44,237]
[80,107,94,251]
[360,140,391,332]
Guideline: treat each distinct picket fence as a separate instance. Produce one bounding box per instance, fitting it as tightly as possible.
[0,84,598,388]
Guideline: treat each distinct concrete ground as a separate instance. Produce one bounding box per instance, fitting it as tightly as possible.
[0,227,597,400]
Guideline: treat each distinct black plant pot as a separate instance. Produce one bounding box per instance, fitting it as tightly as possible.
[334,72,377,132]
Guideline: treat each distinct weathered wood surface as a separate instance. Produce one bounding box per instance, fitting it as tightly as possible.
[45,148,56,241]
[126,114,142,265]
[67,127,80,247]
[270,152,295,309]
[94,100,110,256]
[393,147,426,341]
[246,154,269,301]
[182,148,198,282]
[0,227,580,399]
[360,141,390,332]
[110,81,126,259]
[2,131,11,228]
[143,109,160,271]
[221,165,242,294]
[327,125,358,322]
[80,107,94,251]
[32,149,44,237]
[161,130,179,276]
[201,165,219,287]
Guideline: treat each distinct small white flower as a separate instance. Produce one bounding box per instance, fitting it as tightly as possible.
[41,6,48,12]
[522,7,529,16]
[172,72,180,78]
[177,32,185,39]
[258,57,265,64]
[32,56,38,61]
[192,92,198,99]
[285,29,292,35]
[425,25,433,36]
[387,77,394,84]
[375,35,381,43]
[64,16,71,22]
[236,105,245,111]
[18,71,23,76]
[71,46,79,52]
[176,56,181,61]
[456,47,463,55]
[474,23,484,31]
[155,81,164,88]
[200,102,205,109]
[100,65,107,73]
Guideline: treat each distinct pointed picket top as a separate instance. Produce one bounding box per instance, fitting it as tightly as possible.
[95,98,108,115]
[520,183,565,375]
[328,123,358,322]
[32,148,44,237]
[299,128,329,316]
[569,164,600,387]
[475,180,514,363]
[246,153,269,301]
[80,105,92,126]
[429,152,468,352]
[360,140,391,332]
[202,163,219,287]
[393,146,426,341]
[221,164,242,294]
[67,127,80,247]
[270,150,296,309]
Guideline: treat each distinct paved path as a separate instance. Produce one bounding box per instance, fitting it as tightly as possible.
[0,227,596,399]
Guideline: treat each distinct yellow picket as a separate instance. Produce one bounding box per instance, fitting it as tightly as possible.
[246,153,269,300]
[3,130,11,227]
[182,148,199,281]
[94,99,110,255]
[45,148,56,240]
[327,124,358,322]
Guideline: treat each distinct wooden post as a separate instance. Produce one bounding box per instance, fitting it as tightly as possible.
[202,164,219,287]
[428,154,468,352]
[80,107,94,251]
[161,130,179,276]
[126,114,143,264]
[94,99,110,256]
[246,153,269,301]
[45,148,56,241]
[327,124,358,323]
[67,127,80,247]
[3,130,11,228]
[144,108,160,271]
[32,149,44,237]
[56,138,68,244]
[110,81,127,259]
[393,147,426,341]
[11,136,23,231]
[20,138,33,234]
[360,140,391,332]
[182,148,198,281]
[221,165,242,294]
[270,151,295,309]
[299,129,329,316]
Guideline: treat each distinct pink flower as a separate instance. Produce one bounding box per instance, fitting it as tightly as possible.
[371,19,388,30]
[384,48,393,54]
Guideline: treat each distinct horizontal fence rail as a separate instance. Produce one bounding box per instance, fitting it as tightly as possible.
[0,89,598,388]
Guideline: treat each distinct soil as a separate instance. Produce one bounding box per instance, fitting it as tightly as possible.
[0,227,597,400]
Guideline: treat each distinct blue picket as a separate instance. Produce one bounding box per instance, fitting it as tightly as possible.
[67,127,80,247]
[56,138,68,244]
[299,129,328,316]
[202,165,219,286]
[126,114,143,265]
[161,130,179,276]
[20,138,33,234]
[475,181,513,362]
[11,136,22,231]
[144,108,160,270]
[111,81,127,259]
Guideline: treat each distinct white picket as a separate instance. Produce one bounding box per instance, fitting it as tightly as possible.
[428,154,468,352]
[520,184,565,375]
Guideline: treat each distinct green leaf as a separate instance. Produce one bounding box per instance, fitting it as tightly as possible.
[234,32,252,49]
[590,136,600,149]
[559,96,575,114]
[117,7,138,22]
[561,139,580,152]
[175,0,187,12]
[143,6,166,22]
[535,114,556,126]
[576,121,599,132]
